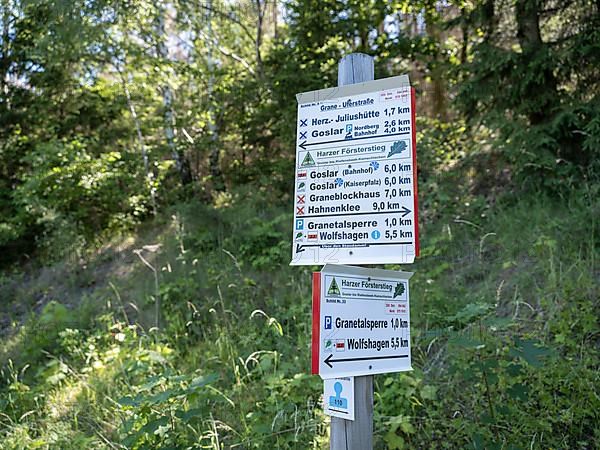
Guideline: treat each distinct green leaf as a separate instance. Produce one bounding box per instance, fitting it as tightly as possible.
[481,359,498,370]
[400,421,415,434]
[393,282,405,298]
[139,376,164,391]
[496,405,511,417]
[147,389,178,405]
[384,430,405,449]
[118,395,143,407]
[480,413,494,425]
[454,365,478,381]
[485,372,499,385]
[472,433,486,450]
[449,303,492,324]
[507,383,529,401]
[420,385,437,401]
[26,440,47,449]
[189,373,218,390]
[482,317,513,330]
[139,416,169,435]
[506,363,523,376]
[175,408,204,423]
[448,335,485,349]
[509,339,553,367]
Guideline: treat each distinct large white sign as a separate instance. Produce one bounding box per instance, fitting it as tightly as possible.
[324,377,355,420]
[291,76,419,266]
[312,264,413,379]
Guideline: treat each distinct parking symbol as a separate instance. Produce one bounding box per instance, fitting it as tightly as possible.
[295,219,304,230]
[324,316,332,329]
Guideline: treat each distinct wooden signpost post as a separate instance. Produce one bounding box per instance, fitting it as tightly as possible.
[332,54,376,450]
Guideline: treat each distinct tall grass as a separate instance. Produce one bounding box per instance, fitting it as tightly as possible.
[0,183,598,449]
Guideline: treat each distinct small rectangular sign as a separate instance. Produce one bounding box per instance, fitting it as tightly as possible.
[324,377,355,420]
[312,264,413,379]
[291,76,419,266]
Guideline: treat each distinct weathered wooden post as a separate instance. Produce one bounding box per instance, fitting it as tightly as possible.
[330,374,373,449]
[337,53,374,87]
[330,52,375,450]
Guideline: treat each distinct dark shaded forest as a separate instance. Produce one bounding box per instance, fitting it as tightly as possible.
[0,1,598,449]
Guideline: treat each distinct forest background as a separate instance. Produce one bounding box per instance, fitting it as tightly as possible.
[0,1,598,449]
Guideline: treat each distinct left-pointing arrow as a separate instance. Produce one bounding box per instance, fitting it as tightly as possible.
[299,131,410,150]
[324,353,408,368]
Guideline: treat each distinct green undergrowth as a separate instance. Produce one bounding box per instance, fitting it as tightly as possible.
[0,180,598,449]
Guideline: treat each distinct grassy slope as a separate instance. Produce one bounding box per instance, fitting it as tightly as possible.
[0,164,598,449]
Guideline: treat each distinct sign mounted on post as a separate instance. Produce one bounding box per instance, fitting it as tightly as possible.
[312,264,413,379]
[291,75,419,266]
[324,377,355,420]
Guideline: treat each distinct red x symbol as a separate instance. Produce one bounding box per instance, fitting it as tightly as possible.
[296,206,305,215]
[297,195,305,204]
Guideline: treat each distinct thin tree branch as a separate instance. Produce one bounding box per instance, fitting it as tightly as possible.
[195,29,255,75]
[196,3,255,44]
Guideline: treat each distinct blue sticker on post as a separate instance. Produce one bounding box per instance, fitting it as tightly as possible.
[324,377,354,420]
[329,382,348,409]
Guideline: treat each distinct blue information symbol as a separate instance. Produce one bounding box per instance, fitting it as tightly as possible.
[328,382,348,409]
[371,230,381,240]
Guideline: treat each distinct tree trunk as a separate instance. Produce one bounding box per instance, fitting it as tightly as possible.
[1,1,12,109]
[155,7,192,185]
[482,0,496,38]
[205,0,224,192]
[425,3,448,121]
[254,0,265,77]
[516,0,542,51]
[272,0,278,40]
[116,65,157,214]
[460,8,468,65]
[515,0,557,124]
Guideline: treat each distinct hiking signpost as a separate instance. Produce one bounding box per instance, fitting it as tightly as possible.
[292,53,419,450]
[312,265,413,379]
[291,67,419,266]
